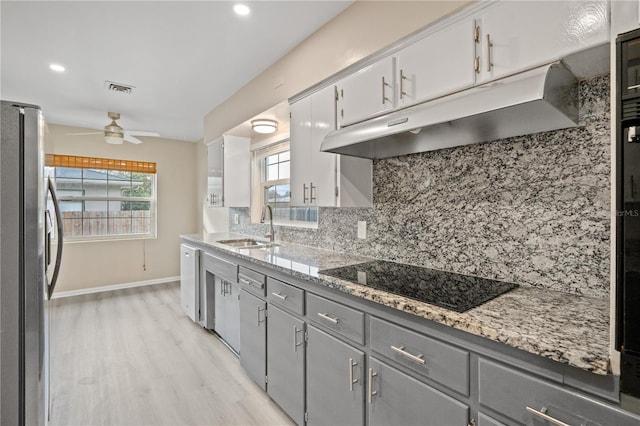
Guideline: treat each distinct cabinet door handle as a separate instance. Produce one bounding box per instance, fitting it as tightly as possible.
[390,345,425,365]
[486,33,493,72]
[474,24,481,75]
[303,183,309,204]
[348,358,358,392]
[271,292,288,301]
[257,306,266,326]
[293,326,303,352]
[310,183,316,203]
[367,368,378,404]
[317,312,339,325]
[382,76,391,104]
[525,407,570,426]
[399,70,408,100]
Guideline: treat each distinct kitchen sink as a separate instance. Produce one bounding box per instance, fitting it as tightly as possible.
[217,238,277,249]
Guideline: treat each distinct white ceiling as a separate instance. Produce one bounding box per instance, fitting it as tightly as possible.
[1,1,352,142]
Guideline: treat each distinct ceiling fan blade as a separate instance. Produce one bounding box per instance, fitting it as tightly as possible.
[67,132,103,135]
[126,130,159,137]
[124,134,144,144]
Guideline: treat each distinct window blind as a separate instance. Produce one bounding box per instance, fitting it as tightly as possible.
[253,140,289,159]
[45,154,156,174]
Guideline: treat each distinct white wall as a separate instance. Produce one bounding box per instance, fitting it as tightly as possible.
[47,123,199,292]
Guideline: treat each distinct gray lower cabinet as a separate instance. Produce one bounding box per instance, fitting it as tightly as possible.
[267,304,305,425]
[306,325,365,426]
[478,359,640,426]
[214,277,240,353]
[239,289,267,390]
[184,243,640,426]
[367,357,469,426]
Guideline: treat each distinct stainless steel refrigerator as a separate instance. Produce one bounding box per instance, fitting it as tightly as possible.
[1,101,63,425]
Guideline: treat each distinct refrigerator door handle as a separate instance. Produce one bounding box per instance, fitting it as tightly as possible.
[45,209,53,269]
[47,176,63,300]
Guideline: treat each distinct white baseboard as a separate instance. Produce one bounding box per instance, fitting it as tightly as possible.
[51,276,180,299]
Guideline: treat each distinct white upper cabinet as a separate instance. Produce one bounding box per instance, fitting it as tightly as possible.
[207,138,224,207]
[290,95,312,206]
[477,0,609,82]
[290,85,372,207]
[327,0,609,128]
[206,135,250,207]
[309,85,339,207]
[397,17,477,108]
[336,56,395,128]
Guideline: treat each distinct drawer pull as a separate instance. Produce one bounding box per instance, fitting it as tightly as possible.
[239,276,263,290]
[348,358,358,391]
[317,312,339,325]
[367,368,378,404]
[390,345,425,365]
[525,406,570,426]
[271,292,288,301]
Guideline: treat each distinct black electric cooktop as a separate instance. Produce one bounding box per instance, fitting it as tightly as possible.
[319,260,517,313]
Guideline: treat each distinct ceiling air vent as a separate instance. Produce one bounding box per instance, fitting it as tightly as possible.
[104,81,135,94]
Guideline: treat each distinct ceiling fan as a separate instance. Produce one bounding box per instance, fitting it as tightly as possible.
[69,112,159,144]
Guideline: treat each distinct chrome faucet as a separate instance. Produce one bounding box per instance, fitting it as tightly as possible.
[260,204,275,242]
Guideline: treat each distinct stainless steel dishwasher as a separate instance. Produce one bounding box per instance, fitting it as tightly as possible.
[180,244,200,322]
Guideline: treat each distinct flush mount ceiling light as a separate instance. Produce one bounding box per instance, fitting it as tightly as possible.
[251,119,278,134]
[234,4,250,16]
[49,63,65,73]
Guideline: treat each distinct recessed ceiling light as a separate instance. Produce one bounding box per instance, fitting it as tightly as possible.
[49,63,65,73]
[234,4,250,16]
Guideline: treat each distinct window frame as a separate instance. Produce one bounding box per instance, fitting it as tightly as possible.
[49,166,158,242]
[251,140,318,228]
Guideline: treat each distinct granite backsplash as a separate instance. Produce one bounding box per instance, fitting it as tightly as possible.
[230,74,611,299]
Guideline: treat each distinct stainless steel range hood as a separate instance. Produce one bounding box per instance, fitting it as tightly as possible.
[320,62,578,159]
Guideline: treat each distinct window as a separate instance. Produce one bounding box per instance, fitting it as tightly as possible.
[45,154,157,241]
[254,141,317,226]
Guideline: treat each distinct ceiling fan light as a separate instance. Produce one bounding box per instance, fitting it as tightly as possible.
[105,133,124,144]
[251,119,278,134]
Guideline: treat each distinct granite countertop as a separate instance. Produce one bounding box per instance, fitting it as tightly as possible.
[182,232,611,375]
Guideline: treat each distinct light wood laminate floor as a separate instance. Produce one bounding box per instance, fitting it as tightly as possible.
[49,282,294,426]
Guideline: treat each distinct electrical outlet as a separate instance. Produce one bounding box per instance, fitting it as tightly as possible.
[233,213,240,225]
[357,221,367,239]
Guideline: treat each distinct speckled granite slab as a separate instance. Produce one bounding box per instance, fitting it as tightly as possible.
[182,233,610,375]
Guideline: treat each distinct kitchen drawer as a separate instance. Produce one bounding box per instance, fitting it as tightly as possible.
[203,253,237,283]
[478,359,640,426]
[370,317,469,396]
[267,277,304,316]
[238,266,266,297]
[477,412,506,426]
[306,292,364,345]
